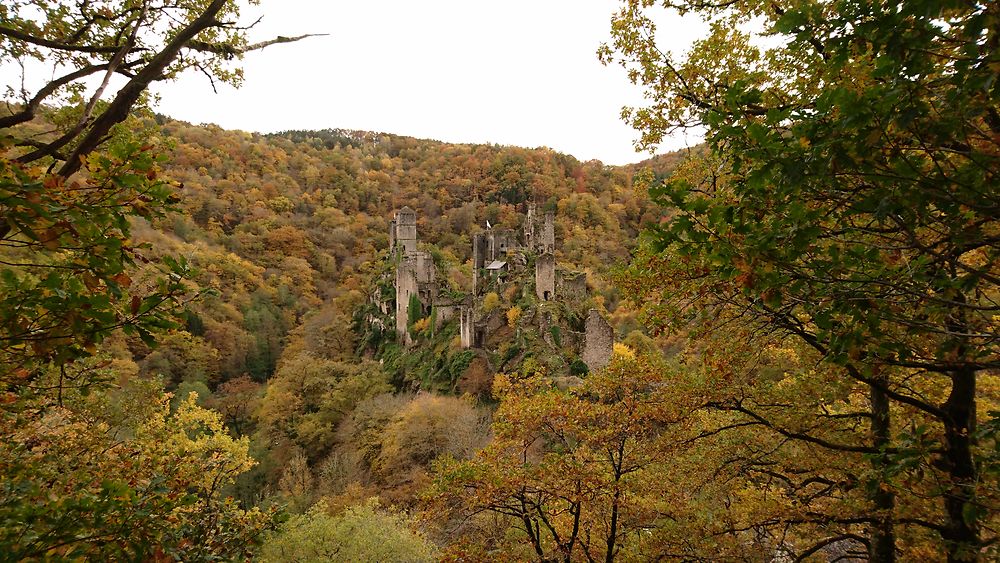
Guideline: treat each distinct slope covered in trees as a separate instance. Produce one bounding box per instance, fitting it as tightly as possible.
[2,101,679,556]
[4,0,998,560]
[142,118,666,386]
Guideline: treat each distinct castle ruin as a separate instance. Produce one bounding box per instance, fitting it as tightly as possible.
[382,205,614,373]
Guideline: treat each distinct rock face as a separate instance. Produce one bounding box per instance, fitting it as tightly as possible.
[582,309,613,372]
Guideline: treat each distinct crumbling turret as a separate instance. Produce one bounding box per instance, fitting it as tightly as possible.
[393,206,417,255]
[392,207,435,343]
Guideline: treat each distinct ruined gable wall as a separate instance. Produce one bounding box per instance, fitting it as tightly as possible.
[581,309,613,371]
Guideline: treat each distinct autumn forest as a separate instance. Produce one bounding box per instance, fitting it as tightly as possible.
[1,1,999,562]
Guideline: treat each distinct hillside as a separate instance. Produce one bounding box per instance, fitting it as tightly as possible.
[5,0,997,558]
[62,117,684,513]
[137,118,676,386]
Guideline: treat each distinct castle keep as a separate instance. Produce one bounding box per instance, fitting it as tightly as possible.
[389,207,461,343]
[384,205,613,372]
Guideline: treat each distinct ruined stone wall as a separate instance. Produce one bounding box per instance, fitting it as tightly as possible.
[557,271,587,301]
[414,252,435,284]
[396,207,417,254]
[524,203,536,249]
[581,309,613,371]
[539,212,555,253]
[492,230,516,257]
[388,204,592,363]
[460,305,474,349]
[433,297,461,324]
[535,253,555,301]
[472,233,487,296]
[395,257,419,341]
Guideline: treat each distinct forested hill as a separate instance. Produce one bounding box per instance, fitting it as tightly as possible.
[133,117,684,386]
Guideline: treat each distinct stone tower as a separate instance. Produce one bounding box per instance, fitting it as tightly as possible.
[539,212,555,253]
[536,253,555,301]
[396,257,418,341]
[524,203,536,249]
[393,207,435,343]
[395,206,417,255]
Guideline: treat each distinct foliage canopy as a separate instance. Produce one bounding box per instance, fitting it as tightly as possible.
[604,0,999,559]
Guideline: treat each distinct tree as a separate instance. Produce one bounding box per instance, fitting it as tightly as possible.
[432,355,676,562]
[207,374,262,435]
[1,0,321,177]
[257,353,392,458]
[0,377,274,560]
[603,1,999,560]
[1,0,318,394]
[1,141,191,393]
[1,2,316,558]
[260,499,438,563]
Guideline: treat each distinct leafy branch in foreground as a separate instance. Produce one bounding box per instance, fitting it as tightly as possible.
[0,1,317,558]
[0,138,193,397]
[605,0,999,560]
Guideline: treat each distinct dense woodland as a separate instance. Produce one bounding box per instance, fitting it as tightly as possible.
[2,0,999,561]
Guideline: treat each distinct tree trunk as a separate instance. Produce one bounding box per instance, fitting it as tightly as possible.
[940,366,979,562]
[870,379,896,562]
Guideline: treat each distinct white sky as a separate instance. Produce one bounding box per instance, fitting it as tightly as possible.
[1,1,707,165]
[149,0,706,165]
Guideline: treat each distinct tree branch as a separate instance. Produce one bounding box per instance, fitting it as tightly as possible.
[57,0,232,177]
[186,33,327,58]
[0,24,134,54]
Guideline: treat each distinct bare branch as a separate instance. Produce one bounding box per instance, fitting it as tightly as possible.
[186,33,327,58]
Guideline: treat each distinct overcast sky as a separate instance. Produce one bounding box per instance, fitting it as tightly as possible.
[0,1,691,165]
[148,1,710,165]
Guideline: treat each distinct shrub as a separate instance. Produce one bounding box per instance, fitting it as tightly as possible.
[569,357,589,376]
[260,500,437,562]
[506,306,522,327]
[482,292,501,314]
[612,342,635,360]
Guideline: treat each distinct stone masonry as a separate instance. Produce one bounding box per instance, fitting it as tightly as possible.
[535,253,555,301]
[582,308,614,371]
